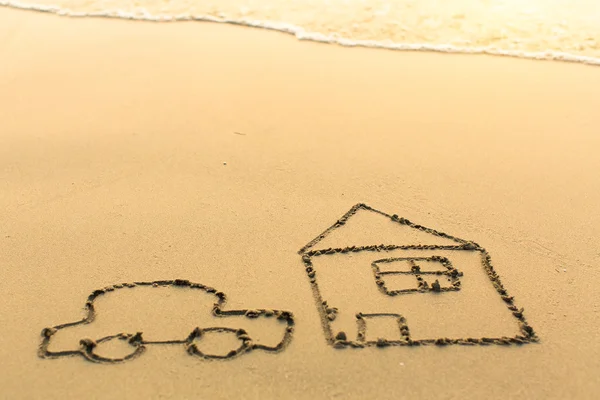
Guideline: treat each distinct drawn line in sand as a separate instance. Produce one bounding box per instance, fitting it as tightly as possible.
[299,203,538,348]
[39,279,294,363]
[39,203,537,363]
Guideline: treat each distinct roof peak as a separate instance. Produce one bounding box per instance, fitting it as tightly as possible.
[299,203,474,254]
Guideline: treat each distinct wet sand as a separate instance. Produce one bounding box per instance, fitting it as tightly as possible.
[3,0,600,63]
[1,8,600,399]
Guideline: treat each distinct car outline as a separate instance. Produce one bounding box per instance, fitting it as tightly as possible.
[39,279,294,363]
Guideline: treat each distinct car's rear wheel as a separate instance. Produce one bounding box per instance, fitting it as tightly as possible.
[186,327,251,360]
[80,333,145,363]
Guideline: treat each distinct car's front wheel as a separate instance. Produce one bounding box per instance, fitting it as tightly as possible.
[186,327,251,360]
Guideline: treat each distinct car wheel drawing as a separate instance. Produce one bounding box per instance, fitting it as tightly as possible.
[39,279,294,364]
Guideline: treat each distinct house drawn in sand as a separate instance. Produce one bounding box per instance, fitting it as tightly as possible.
[299,204,537,348]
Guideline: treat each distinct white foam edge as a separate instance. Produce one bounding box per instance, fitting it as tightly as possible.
[2,0,599,67]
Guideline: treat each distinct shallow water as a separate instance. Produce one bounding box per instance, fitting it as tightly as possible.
[2,0,600,65]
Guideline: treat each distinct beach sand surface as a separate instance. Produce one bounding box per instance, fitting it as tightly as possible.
[1,8,599,399]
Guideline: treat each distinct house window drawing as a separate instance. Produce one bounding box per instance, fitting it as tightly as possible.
[373,256,462,295]
[299,203,538,348]
[39,279,294,364]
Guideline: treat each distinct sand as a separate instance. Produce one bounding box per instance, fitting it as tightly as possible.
[1,7,600,399]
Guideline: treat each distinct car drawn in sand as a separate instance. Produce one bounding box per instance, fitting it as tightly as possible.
[39,279,294,363]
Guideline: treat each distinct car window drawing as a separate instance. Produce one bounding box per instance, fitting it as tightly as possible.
[299,203,537,348]
[39,279,294,363]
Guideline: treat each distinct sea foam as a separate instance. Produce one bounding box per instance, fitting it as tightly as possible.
[1,0,599,66]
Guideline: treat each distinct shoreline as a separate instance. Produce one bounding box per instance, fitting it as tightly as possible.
[2,1,600,67]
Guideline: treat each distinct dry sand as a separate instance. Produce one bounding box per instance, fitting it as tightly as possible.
[1,8,600,399]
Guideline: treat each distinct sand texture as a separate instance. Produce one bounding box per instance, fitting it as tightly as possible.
[1,8,600,400]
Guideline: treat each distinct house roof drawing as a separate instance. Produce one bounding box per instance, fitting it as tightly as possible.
[299,203,476,255]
